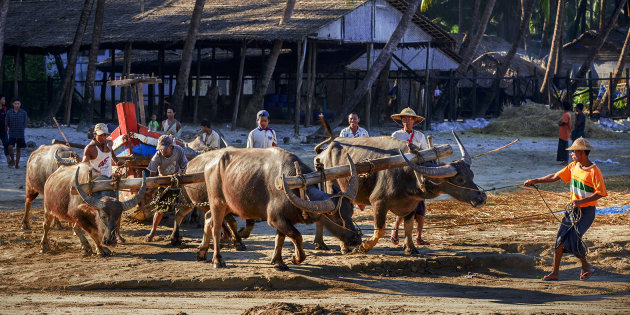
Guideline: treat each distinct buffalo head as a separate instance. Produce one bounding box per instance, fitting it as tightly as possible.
[282,154,361,249]
[54,148,77,166]
[73,168,147,246]
[401,131,486,207]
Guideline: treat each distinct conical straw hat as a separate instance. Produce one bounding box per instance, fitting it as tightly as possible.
[391,107,425,123]
[566,137,596,150]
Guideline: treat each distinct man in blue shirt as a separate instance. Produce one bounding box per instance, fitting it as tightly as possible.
[6,97,28,169]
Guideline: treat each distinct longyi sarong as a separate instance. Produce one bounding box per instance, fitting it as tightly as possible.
[555,206,595,258]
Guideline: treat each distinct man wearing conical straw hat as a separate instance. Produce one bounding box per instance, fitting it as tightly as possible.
[524,137,607,281]
[389,107,430,246]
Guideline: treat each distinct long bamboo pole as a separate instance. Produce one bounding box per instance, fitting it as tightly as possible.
[72,145,453,194]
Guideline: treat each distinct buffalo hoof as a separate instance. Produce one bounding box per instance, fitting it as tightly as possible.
[170,238,182,247]
[213,259,227,269]
[39,245,50,254]
[314,242,329,251]
[116,235,126,244]
[196,252,207,262]
[99,247,112,257]
[291,255,305,265]
[274,262,289,271]
[234,242,247,251]
[81,249,93,257]
[404,247,419,255]
[21,222,30,230]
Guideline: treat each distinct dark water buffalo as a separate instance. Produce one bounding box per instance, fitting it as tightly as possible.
[196,147,361,270]
[41,164,146,256]
[314,129,486,255]
[169,149,247,250]
[22,144,76,229]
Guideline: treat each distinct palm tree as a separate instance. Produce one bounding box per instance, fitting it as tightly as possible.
[600,27,630,115]
[562,0,626,102]
[539,0,565,99]
[238,0,296,128]
[79,0,105,131]
[172,0,206,116]
[599,0,606,30]
[459,0,481,55]
[0,0,9,91]
[309,0,422,135]
[45,0,95,123]
[456,0,496,77]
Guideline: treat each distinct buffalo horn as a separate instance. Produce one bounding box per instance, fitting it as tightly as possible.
[55,149,76,165]
[120,173,148,211]
[400,149,457,178]
[74,167,106,210]
[283,154,358,213]
[452,130,472,165]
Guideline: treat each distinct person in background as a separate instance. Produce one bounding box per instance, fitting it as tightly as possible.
[162,107,182,138]
[145,135,188,242]
[571,103,586,141]
[524,137,606,281]
[557,101,572,165]
[197,119,220,150]
[433,83,443,104]
[339,113,369,138]
[0,95,11,166]
[389,107,430,246]
[6,97,28,169]
[148,114,159,132]
[246,110,276,148]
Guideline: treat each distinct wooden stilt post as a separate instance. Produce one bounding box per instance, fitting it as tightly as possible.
[295,40,307,136]
[110,49,116,119]
[137,81,146,126]
[122,42,132,102]
[472,68,477,117]
[588,70,593,116]
[193,47,201,124]
[13,49,20,96]
[231,41,246,130]
[608,72,612,116]
[100,71,107,118]
[158,47,165,121]
[306,40,317,128]
[366,43,372,129]
[423,42,431,130]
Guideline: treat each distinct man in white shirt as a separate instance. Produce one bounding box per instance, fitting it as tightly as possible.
[246,110,277,148]
[197,119,220,150]
[339,113,369,138]
[390,107,431,247]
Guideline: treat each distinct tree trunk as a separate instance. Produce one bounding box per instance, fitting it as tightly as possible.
[0,0,9,91]
[238,0,296,128]
[562,0,626,101]
[539,0,554,58]
[599,0,607,30]
[539,0,566,98]
[172,0,206,116]
[458,0,464,33]
[521,0,531,52]
[600,27,630,115]
[475,0,535,116]
[569,0,588,39]
[460,0,481,55]
[309,0,422,136]
[456,0,497,77]
[78,0,105,132]
[45,0,94,122]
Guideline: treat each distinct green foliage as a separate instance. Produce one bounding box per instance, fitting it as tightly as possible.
[572,87,590,107]
[2,54,47,81]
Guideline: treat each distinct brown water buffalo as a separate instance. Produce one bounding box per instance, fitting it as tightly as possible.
[196,147,361,270]
[41,164,146,256]
[314,129,486,255]
[21,143,76,230]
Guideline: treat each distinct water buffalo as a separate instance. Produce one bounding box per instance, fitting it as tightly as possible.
[21,144,76,230]
[314,129,486,255]
[196,147,361,270]
[41,164,146,256]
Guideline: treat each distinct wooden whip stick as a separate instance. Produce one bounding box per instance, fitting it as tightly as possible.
[52,117,79,159]
[472,139,519,158]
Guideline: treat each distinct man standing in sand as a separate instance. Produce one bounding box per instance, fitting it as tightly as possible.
[247,110,277,148]
[524,137,606,281]
[6,97,29,169]
[557,101,572,165]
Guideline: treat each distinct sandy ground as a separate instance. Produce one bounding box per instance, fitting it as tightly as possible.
[1,124,629,314]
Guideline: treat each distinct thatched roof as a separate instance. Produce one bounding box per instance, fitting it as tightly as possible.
[563,28,628,52]
[451,34,524,59]
[458,52,544,96]
[5,0,456,53]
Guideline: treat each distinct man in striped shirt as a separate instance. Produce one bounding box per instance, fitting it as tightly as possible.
[524,137,607,281]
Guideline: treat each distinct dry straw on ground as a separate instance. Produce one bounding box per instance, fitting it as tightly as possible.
[473,102,626,138]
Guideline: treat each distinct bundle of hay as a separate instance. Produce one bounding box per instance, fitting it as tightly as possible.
[473,102,626,138]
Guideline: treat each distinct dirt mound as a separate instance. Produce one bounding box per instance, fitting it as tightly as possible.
[242,302,373,315]
[473,102,625,138]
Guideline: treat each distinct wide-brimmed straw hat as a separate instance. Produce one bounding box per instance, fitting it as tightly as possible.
[391,107,425,123]
[566,137,595,151]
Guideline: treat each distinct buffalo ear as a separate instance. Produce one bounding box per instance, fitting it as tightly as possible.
[77,203,97,215]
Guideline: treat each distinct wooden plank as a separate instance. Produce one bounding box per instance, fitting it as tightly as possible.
[108,77,162,87]
[73,145,453,194]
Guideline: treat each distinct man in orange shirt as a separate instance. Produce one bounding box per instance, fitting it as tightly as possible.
[524,137,607,281]
[557,101,572,165]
